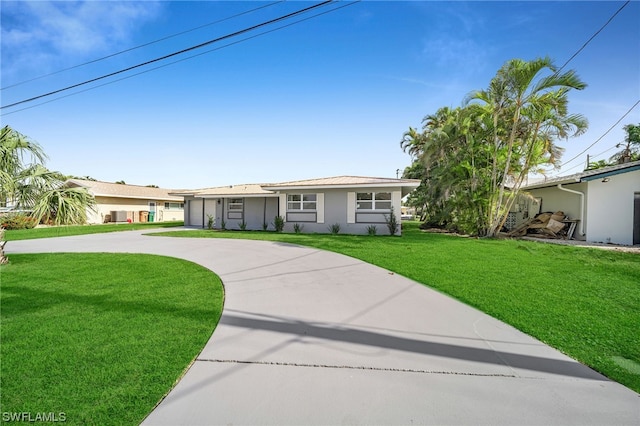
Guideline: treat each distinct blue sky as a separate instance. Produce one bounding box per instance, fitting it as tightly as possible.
[1,1,639,189]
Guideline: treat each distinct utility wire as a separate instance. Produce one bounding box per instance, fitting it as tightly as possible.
[560,99,640,166]
[0,1,284,91]
[1,0,334,110]
[0,1,361,117]
[555,0,630,74]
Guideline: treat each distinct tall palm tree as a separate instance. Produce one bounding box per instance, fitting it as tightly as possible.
[466,57,587,236]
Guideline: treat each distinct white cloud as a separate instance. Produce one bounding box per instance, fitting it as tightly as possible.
[1,1,163,80]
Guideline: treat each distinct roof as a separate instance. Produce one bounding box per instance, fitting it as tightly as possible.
[523,160,640,189]
[176,176,421,198]
[66,179,183,201]
[172,184,276,198]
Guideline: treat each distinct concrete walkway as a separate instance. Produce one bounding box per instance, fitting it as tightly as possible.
[7,230,639,425]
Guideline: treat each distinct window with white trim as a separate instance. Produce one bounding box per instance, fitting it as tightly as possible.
[164,202,184,210]
[356,192,391,210]
[228,198,243,210]
[287,194,316,211]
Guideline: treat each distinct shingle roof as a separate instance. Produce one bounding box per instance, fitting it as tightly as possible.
[174,184,276,197]
[523,160,640,189]
[66,179,183,201]
[264,175,421,188]
[175,176,421,198]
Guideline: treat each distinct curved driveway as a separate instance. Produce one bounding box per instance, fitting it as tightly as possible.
[7,230,639,425]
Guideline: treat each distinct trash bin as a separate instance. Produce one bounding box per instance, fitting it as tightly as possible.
[139,211,149,223]
[149,211,155,222]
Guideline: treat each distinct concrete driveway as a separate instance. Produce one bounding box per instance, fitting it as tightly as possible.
[7,230,639,425]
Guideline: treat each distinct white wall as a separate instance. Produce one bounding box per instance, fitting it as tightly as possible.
[586,170,640,245]
[88,196,184,224]
[526,182,587,239]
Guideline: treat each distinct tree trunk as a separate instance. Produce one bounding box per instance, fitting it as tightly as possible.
[0,227,8,265]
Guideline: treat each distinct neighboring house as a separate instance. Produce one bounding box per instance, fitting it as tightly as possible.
[173,176,421,235]
[65,179,185,224]
[518,160,640,245]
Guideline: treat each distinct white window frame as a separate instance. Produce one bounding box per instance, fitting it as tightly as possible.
[228,198,244,211]
[287,193,317,211]
[356,192,392,211]
[164,202,184,210]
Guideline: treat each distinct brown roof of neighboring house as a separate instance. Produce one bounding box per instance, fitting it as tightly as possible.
[66,179,183,201]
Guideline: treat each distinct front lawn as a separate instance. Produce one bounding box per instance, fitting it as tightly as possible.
[3,221,184,241]
[0,253,223,425]
[152,223,640,393]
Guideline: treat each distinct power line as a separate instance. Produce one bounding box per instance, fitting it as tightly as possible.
[0,1,284,91]
[561,99,640,166]
[555,1,630,74]
[0,1,361,117]
[1,1,335,110]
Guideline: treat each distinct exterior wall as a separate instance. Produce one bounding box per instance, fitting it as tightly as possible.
[585,170,640,245]
[526,182,588,240]
[279,188,402,235]
[89,196,184,224]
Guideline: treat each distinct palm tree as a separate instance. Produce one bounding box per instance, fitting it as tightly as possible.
[0,125,95,224]
[610,123,640,164]
[466,57,587,236]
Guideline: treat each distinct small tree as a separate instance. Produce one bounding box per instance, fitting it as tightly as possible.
[273,216,285,232]
[385,207,399,236]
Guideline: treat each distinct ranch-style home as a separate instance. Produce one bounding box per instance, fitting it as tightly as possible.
[173,176,421,235]
[517,160,640,246]
[65,179,185,224]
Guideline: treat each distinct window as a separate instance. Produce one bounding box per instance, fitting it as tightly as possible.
[287,194,316,211]
[228,198,243,210]
[164,202,184,210]
[356,192,391,210]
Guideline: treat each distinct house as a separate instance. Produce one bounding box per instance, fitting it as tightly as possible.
[517,160,640,245]
[65,179,185,224]
[173,176,421,235]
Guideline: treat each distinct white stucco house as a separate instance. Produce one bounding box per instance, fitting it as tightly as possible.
[519,160,640,245]
[65,179,185,224]
[172,176,420,235]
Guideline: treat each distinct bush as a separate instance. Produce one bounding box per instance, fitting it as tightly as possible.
[262,222,269,231]
[0,213,38,230]
[367,225,377,236]
[273,216,285,232]
[293,223,303,234]
[206,214,215,230]
[385,207,399,236]
[328,223,341,235]
[239,220,247,231]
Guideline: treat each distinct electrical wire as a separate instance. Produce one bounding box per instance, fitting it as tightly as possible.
[0,1,361,117]
[555,0,630,74]
[0,1,285,91]
[560,99,640,166]
[1,0,335,110]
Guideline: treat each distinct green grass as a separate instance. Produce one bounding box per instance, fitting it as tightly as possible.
[152,222,640,393]
[3,221,184,241]
[0,253,224,425]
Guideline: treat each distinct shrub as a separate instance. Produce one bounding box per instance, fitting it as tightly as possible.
[262,222,269,231]
[385,207,399,236]
[0,213,38,230]
[206,214,215,230]
[239,220,247,231]
[293,223,303,234]
[273,216,285,232]
[328,223,341,235]
[367,225,377,236]
[220,219,226,230]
